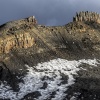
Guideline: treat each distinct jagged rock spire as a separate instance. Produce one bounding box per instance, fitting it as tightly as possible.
[73,11,100,23]
[27,16,37,24]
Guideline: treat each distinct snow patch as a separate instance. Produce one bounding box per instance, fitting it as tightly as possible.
[0,58,99,100]
[70,96,77,100]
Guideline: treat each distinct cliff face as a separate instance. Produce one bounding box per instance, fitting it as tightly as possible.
[0,32,34,54]
[0,16,37,54]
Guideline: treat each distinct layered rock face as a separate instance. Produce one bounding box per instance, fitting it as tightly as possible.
[0,32,34,54]
[0,16,37,54]
[73,11,100,23]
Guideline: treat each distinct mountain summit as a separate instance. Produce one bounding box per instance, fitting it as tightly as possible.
[0,11,100,100]
[0,11,100,55]
[73,11,100,23]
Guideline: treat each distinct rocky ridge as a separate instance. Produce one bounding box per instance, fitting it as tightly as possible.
[0,11,100,55]
[0,11,100,100]
[73,11,100,23]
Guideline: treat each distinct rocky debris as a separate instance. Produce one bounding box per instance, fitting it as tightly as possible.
[0,62,9,79]
[73,11,100,23]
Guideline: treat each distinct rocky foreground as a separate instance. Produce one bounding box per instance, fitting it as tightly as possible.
[0,11,100,100]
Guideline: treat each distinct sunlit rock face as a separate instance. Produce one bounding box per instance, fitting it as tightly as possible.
[0,16,37,54]
[73,11,100,23]
[0,32,34,54]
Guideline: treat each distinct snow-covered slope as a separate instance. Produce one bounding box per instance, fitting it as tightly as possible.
[0,58,99,100]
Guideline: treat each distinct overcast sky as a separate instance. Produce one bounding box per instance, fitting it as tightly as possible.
[0,0,100,26]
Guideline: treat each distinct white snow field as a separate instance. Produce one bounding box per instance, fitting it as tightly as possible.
[0,58,99,100]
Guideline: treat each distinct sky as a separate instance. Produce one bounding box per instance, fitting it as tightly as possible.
[0,0,100,26]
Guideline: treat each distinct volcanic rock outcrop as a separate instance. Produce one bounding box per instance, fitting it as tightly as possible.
[73,11,100,23]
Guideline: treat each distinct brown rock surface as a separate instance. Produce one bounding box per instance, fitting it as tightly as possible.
[0,32,34,54]
[73,11,100,23]
[0,12,100,58]
[0,12,100,100]
[0,16,37,54]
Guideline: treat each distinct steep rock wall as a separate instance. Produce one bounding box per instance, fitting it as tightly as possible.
[0,32,34,54]
[0,16,37,54]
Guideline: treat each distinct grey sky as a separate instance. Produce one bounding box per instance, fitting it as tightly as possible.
[0,0,100,26]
